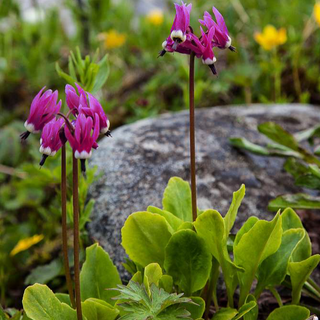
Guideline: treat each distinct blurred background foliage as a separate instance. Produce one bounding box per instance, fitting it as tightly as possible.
[0,0,320,309]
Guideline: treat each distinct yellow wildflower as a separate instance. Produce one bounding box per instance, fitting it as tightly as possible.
[254,25,287,51]
[146,9,164,26]
[315,3,320,27]
[10,234,44,256]
[98,30,126,50]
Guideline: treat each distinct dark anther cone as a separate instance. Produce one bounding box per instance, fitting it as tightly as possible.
[158,49,166,57]
[229,45,236,52]
[20,131,31,140]
[209,64,218,75]
[39,154,48,167]
[80,159,87,178]
[104,130,112,137]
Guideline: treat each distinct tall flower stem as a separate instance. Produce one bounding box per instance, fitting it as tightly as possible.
[73,155,82,320]
[189,51,197,221]
[61,145,76,308]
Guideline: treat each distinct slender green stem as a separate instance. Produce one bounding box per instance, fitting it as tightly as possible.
[204,258,220,319]
[189,52,197,222]
[268,287,283,307]
[307,277,320,295]
[61,145,76,308]
[73,155,82,320]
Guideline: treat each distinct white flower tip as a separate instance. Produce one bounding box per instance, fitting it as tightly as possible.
[170,30,186,43]
[75,150,92,159]
[162,40,168,49]
[24,121,36,133]
[202,57,217,65]
[39,146,55,156]
[225,36,232,48]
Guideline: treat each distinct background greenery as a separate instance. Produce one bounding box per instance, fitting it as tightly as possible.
[0,0,319,309]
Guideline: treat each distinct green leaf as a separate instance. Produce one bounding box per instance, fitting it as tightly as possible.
[162,177,193,222]
[92,54,110,93]
[80,243,121,304]
[212,308,238,320]
[184,297,205,320]
[82,298,119,320]
[258,122,300,151]
[55,62,77,85]
[194,210,243,302]
[229,138,270,156]
[113,282,194,320]
[234,217,259,247]
[177,222,194,231]
[234,212,283,306]
[294,124,320,142]
[164,230,212,296]
[284,158,308,179]
[121,211,172,267]
[224,184,245,237]
[159,275,174,293]
[255,229,304,296]
[233,301,257,320]
[55,293,71,307]
[281,208,311,262]
[144,263,163,295]
[269,194,320,211]
[243,295,258,320]
[288,254,320,304]
[22,284,76,320]
[25,259,63,285]
[147,206,183,232]
[266,305,310,320]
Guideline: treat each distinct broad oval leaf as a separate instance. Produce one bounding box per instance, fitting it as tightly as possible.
[164,230,212,296]
[234,217,259,247]
[288,254,320,304]
[212,308,238,320]
[122,211,172,267]
[162,177,192,222]
[266,305,310,320]
[143,263,163,295]
[184,297,205,320]
[233,301,257,320]
[255,228,304,295]
[147,206,183,232]
[243,295,258,320]
[22,284,76,320]
[234,213,282,305]
[82,298,119,320]
[281,208,311,262]
[80,243,121,304]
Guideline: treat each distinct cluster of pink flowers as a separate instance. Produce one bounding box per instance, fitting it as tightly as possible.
[160,1,235,74]
[20,84,110,171]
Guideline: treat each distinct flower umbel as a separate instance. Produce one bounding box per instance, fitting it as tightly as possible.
[65,84,110,135]
[160,2,235,75]
[20,87,61,140]
[254,25,287,51]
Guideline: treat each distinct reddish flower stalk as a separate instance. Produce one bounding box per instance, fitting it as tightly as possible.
[61,144,76,308]
[189,52,197,222]
[73,155,82,320]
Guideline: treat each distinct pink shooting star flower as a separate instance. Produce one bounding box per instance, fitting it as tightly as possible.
[200,26,217,74]
[160,1,192,55]
[170,2,192,49]
[199,7,236,51]
[20,87,62,140]
[39,118,64,166]
[65,84,88,115]
[64,113,100,173]
[65,84,110,136]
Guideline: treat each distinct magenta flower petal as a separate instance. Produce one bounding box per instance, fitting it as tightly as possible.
[24,87,61,134]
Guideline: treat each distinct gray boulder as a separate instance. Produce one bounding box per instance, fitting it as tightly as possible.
[88,104,320,275]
